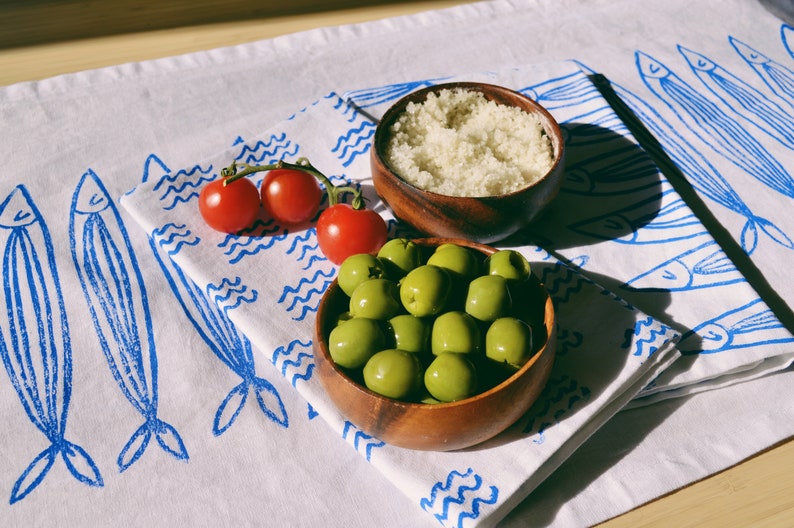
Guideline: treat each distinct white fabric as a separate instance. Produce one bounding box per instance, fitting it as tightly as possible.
[119,60,680,528]
[1,0,793,527]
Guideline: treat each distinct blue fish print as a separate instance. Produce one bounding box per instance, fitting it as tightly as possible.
[0,185,103,503]
[730,35,794,105]
[625,240,746,291]
[784,24,794,60]
[679,45,794,149]
[677,298,794,354]
[345,79,446,108]
[561,135,661,196]
[69,169,188,472]
[575,61,791,254]
[520,69,604,111]
[420,468,499,528]
[143,155,288,435]
[636,51,794,199]
[569,184,708,244]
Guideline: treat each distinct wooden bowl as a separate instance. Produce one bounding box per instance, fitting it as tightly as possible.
[313,238,556,451]
[371,82,566,245]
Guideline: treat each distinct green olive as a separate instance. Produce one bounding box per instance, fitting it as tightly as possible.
[349,278,403,320]
[465,274,511,322]
[328,318,387,369]
[431,311,481,356]
[424,353,478,402]
[337,253,386,296]
[399,264,452,317]
[388,314,431,354]
[363,348,423,400]
[486,249,531,282]
[485,317,534,369]
[426,244,482,281]
[377,238,423,279]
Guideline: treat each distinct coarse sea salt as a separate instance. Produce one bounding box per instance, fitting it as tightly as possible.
[385,88,554,198]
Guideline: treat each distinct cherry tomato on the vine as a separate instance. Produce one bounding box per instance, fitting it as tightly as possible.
[316,204,388,265]
[261,168,323,225]
[198,177,261,234]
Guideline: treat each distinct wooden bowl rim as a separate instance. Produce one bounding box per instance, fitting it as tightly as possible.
[372,81,566,200]
[314,237,556,412]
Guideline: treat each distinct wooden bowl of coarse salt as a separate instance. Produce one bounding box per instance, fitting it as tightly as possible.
[371,82,565,244]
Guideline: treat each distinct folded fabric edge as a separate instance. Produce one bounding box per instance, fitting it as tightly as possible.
[478,338,682,528]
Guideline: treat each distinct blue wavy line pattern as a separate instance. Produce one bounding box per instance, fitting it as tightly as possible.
[627,317,678,359]
[331,118,376,167]
[420,467,499,528]
[341,422,385,462]
[206,276,258,316]
[271,339,315,387]
[522,375,591,441]
[152,222,200,256]
[277,268,336,321]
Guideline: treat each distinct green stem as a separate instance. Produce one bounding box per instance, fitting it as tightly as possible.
[220,157,363,208]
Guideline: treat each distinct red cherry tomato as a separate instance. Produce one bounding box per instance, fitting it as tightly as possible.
[261,168,323,225]
[316,204,388,265]
[198,177,261,233]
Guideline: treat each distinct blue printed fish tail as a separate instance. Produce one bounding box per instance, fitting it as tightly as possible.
[69,169,187,470]
[0,185,103,503]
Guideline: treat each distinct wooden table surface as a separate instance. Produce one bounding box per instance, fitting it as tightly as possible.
[2,2,793,526]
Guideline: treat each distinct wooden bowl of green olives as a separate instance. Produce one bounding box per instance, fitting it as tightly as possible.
[313,238,556,451]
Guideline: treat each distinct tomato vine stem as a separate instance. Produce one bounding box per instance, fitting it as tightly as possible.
[221,157,365,209]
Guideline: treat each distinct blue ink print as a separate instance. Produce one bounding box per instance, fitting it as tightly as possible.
[636,51,794,199]
[0,185,103,503]
[272,339,314,388]
[151,163,214,211]
[784,25,794,61]
[627,317,678,359]
[341,421,385,462]
[522,375,591,441]
[575,61,791,254]
[206,276,258,316]
[144,154,288,435]
[345,79,445,108]
[625,240,746,291]
[521,69,603,110]
[420,468,499,528]
[677,298,794,355]
[332,114,375,167]
[278,266,336,321]
[234,132,300,171]
[569,185,707,245]
[151,230,288,435]
[730,35,794,105]
[678,45,794,149]
[561,144,661,196]
[69,169,188,472]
